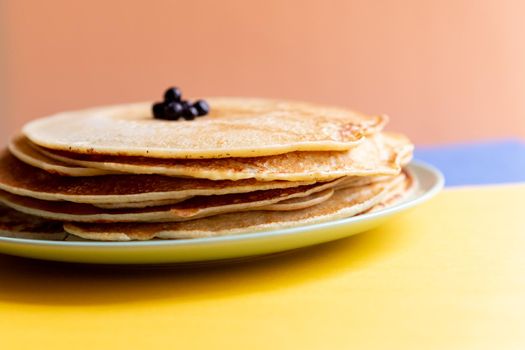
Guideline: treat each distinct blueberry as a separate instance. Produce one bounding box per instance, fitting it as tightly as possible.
[193,100,209,116]
[164,102,183,120]
[184,106,199,120]
[152,102,166,119]
[153,88,209,121]
[164,87,182,102]
[180,100,191,110]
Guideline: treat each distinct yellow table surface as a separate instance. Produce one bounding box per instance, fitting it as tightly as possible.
[1,184,525,349]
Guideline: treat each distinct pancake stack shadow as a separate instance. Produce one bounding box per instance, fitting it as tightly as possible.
[0,98,415,241]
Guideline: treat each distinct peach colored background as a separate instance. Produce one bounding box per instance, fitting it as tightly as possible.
[2,0,525,146]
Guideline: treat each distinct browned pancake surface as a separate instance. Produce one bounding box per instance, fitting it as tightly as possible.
[8,135,116,176]
[0,179,339,222]
[0,204,66,240]
[0,149,315,203]
[36,133,413,181]
[64,174,407,240]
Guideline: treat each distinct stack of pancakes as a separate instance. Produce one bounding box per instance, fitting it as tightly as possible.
[0,98,414,241]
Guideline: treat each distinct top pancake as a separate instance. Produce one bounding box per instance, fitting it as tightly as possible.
[22,98,387,159]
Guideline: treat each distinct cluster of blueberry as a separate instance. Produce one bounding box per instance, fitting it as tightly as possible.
[152,87,210,120]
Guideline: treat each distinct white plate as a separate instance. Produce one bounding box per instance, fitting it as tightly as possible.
[0,161,443,264]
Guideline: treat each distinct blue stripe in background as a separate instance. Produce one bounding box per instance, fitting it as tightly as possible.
[414,140,525,187]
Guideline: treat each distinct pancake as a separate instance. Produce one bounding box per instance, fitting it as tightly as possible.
[0,150,319,204]
[333,174,393,190]
[80,176,390,209]
[36,133,413,181]
[268,171,411,213]
[0,178,345,223]
[63,173,408,241]
[8,135,117,177]
[0,204,67,240]
[93,198,189,209]
[81,175,390,209]
[261,188,334,211]
[94,189,335,210]
[364,170,416,213]
[23,98,387,159]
